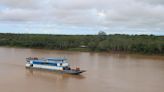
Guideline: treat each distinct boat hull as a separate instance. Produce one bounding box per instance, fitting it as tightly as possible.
[26,66,86,75]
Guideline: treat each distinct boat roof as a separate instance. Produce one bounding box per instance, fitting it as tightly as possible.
[34,58,67,63]
[45,58,67,61]
[29,57,68,64]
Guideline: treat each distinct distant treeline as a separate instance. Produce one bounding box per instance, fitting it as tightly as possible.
[0,32,163,54]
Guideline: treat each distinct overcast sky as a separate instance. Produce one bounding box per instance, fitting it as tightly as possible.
[0,0,164,35]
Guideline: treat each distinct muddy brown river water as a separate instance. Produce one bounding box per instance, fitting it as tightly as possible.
[0,47,164,92]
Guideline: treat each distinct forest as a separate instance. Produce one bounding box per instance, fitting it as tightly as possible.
[0,32,163,54]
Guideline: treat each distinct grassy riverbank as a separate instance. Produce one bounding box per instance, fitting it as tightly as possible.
[0,33,163,54]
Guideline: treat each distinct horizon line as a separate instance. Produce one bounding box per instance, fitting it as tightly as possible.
[0,32,163,36]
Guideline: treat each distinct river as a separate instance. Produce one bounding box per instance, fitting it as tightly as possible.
[0,47,164,92]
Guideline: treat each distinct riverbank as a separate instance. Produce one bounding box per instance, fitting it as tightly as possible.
[1,46,164,58]
[0,33,163,55]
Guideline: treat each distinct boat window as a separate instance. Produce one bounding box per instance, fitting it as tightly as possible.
[53,63,57,66]
[47,63,57,66]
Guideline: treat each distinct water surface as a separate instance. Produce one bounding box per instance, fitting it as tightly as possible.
[0,47,164,92]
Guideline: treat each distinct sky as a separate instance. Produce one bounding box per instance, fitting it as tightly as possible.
[0,0,164,35]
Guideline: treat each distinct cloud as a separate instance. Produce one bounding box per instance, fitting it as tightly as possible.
[138,0,164,5]
[0,0,41,9]
[0,0,164,34]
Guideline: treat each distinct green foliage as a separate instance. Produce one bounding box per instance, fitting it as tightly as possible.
[0,33,163,54]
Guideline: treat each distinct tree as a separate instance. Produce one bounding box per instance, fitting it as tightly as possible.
[98,31,107,36]
[98,31,107,41]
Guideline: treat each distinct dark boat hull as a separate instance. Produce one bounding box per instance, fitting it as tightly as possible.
[62,70,86,75]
